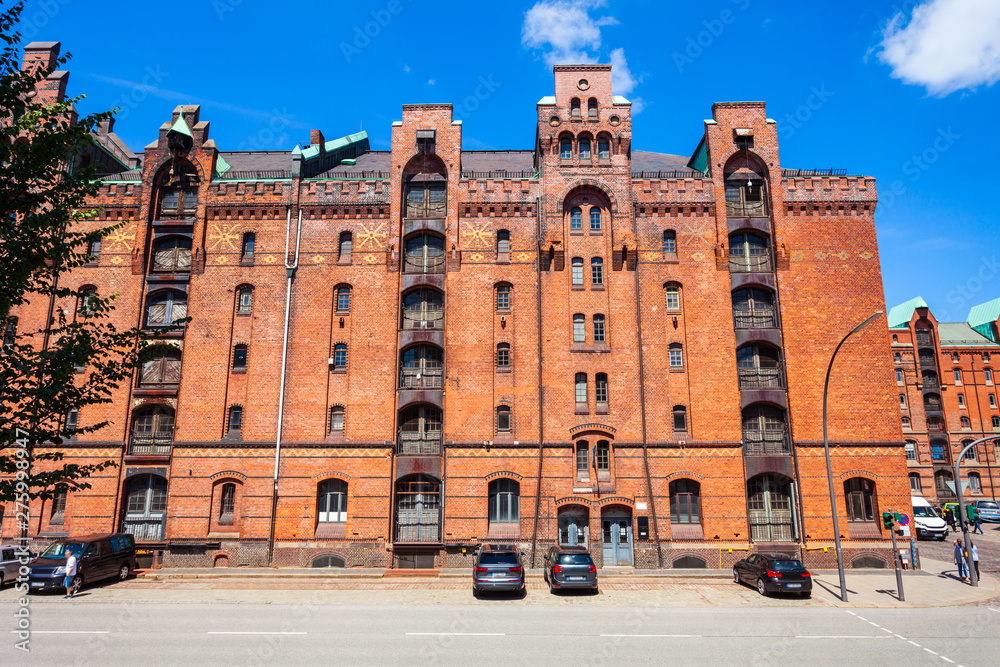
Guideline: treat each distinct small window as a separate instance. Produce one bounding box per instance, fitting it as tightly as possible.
[970,472,982,493]
[931,442,945,460]
[595,372,608,407]
[336,285,352,313]
[241,232,256,261]
[590,208,602,232]
[237,286,254,313]
[232,344,248,371]
[892,334,898,343]
[899,394,906,408]
[339,232,353,260]
[65,408,79,432]
[571,257,584,286]
[77,286,98,317]
[329,406,345,433]
[496,283,511,311]
[571,98,581,117]
[990,393,997,408]
[561,137,573,159]
[994,416,1000,428]
[50,487,68,524]
[219,483,236,524]
[3,316,17,352]
[669,343,684,369]
[902,417,911,429]
[665,285,680,311]
[227,405,243,434]
[333,343,348,371]
[590,257,604,286]
[576,441,590,479]
[570,207,582,230]
[953,353,960,363]
[985,369,993,385]
[909,473,922,493]
[896,369,904,383]
[894,352,902,363]
[86,236,102,263]
[963,442,976,461]
[575,373,588,408]
[588,98,598,118]
[663,230,676,255]
[961,416,971,429]
[958,393,966,408]
[904,441,916,461]
[593,314,605,343]
[496,343,511,368]
[496,405,512,433]
[598,137,610,159]
[579,138,591,160]
[673,405,687,432]
[954,369,962,385]
[984,352,991,363]
[573,314,586,343]
[595,441,610,477]
[496,229,510,255]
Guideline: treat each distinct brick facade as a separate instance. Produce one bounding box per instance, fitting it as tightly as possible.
[2,46,910,570]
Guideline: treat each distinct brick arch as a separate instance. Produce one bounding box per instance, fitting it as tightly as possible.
[148,155,207,186]
[210,471,248,482]
[722,149,771,181]
[555,496,593,508]
[665,470,705,482]
[485,470,523,482]
[556,180,621,217]
[838,470,881,481]
[597,496,635,508]
[311,470,353,481]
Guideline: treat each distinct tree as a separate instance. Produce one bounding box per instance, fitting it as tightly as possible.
[0,2,175,507]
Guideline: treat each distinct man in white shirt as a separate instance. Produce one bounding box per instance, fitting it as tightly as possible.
[63,546,78,599]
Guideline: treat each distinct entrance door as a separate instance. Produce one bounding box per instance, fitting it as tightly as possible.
[122,475,167,542]
[747,474,794,542]
[601,510,633,566]
[557,508,588,547]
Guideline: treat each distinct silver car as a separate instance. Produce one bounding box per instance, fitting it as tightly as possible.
[975,500,1000,523]
[0,545,25,587]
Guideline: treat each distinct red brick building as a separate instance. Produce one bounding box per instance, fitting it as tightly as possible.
[889,297,1000,505]
[3,42,910,569]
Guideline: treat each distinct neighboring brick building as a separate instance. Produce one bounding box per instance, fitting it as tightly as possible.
[3,42,910,570]
[889,296,1000,505]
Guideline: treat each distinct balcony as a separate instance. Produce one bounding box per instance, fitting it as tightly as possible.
[738,366,785,390]
[403,253,446,275]
[919,356,937,368]
[397,430,442,455]
[121,518,165,542]
[402,309,444,331]
[743,429,791,456]
[726,200,768,218]
[734,307,777,329]
[729,252,773,274]
[399,367,443,390]
[128,433,172,456]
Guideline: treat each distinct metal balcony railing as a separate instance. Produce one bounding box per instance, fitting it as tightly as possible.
[400,367,443,390]
[395,516,441,542]
[738,367,785,390]
[121,518,165,542]
[743,430,791,455]
[397,431,442,455]
[128,433,173,456]
[729,252,773,274]
[402,309,444,330]
[726,200,768,218]
[922,376,939,389]
[403,253,446,274]
[733,307,777,329]
[919,356,937,368]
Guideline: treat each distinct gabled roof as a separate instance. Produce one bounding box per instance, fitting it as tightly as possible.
[938,323,997,347]
[968,297,1000,342]
[887,296,929,329]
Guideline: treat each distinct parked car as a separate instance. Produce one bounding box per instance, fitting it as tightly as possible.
[543,546,598,594]
[27,533,136,593]
[974,500,1000,522]
[1,545,26,587]
[733,553,812,598]
[912,496,948,540]
[472,544,525,595]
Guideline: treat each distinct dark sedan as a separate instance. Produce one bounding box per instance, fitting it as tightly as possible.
[543,546,598,593]
[472,545,525,595]
[733,553,812,598]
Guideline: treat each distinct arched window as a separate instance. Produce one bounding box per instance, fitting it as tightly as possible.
[669,343,684,369]
[236,285,254,313]
[232,343,248,371]
[571,257,584,286]
[329,406,345,433]
[333,343,348,371]
[496,342,511,369]
[576,440,590,480]
[560,136,573,159]
[663,230,677,255]
[241,232,255,261]
[496,405,512,433]
[588,98,598,118]
[573,313,586,343]
[335,285,352,313]
[86,236,102,263]
[152,236,193,273]
[570,98,581,117]
[318,479,348,523]
[909,472,922,493]
[960,416,971,429]
[570,206,582,230]
[902,417,911,429]
[395,475,441,542]
[77,285,98,317]
[219,483,236,524]
[139,346,182,387]
[495,283,511,311]
[402,287,445,329]
[400,345,443,389]
[597,135,610,159]
[496,229,510,255]
[590,257,604,286]
[665,284,681,311]
[579,137,591,160]
[969,472,982,494]
[742,405,788,455]
[145,290,187,327]
[338,231,353,261]
[595,440,611,480]
[673,405,688,432]
[489,479,519,526]
[736,343,783,389]
[904,440,916,461]
[729,232,771,273]
[227,405,243,435]
[963,440,976,461]
[398,405,443,454]
[130,406,174,453]
[595,372,609,409]
[404,232,445,274]
[123,474,168,541]
[49,486,68,524]
[590,207,602,231]
[844,478,877,522]
[593,314,606,343]
[669,479,700,524]
[575,373,588,409]
[931,440,946,461]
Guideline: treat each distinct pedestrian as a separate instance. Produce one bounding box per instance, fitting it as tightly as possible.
[944,507,956,530]
[970,506,984,535]
[971,542,980,580]
[953,539,967,582]
[63,544,78,599]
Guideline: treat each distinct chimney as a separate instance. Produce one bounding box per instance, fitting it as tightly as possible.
[22,41,61,72]
[310,129,325,147]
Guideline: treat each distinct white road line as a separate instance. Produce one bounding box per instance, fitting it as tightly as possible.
[925,648,939,656]
[207,632,307,636]
[406,633,505,637]
[19,631,110,635]
[989,608,999,613]
[894,634,907,640]
[795,636,890,639]
[909,640,922,647]
[846,611,857,616]
[856,616,868,621]
[941,657,954,664]
[600,634,702,638]
[881,628,893,633]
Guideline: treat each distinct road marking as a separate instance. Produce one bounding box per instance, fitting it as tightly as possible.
[846,609,963,666]
[600,634,702,638]
[894,634,907,640]
[17,631,110,635]
[406,633,505,637]
[989,608,1000,613]
[856,615,868,621]
[925,648,939,656]
[881,628,893,633]
[909,640,922,647]
[795,636,890,639]
[941,658,954,664]
[207,632,307,636]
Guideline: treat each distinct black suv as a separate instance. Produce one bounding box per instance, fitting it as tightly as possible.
[472,544,525,595]
[28,533,136,593]
[733,552,812,598]
[543,546,598,593]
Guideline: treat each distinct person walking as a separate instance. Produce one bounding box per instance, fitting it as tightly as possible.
[62,545,78,599]
[971,542,980,580]
[970,506,984,535]
[944,507,956,531]
[953,538,968,582]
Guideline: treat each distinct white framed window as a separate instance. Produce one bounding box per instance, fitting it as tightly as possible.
[958,394,966,408]
[573,314,586,343]
[954,369,962,385]
[904,441,916,461]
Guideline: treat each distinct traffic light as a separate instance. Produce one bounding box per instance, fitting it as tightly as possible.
[967,505,980,521]
[882,511,894,529]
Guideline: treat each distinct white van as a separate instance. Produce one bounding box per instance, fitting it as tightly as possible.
[911,496,948,541]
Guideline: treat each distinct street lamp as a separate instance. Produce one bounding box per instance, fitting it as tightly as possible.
[954,435,998,587]
[822,310,883,603]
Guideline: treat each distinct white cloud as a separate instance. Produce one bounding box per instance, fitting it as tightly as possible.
[427,79,436,86]
[521,0,617,66]
[403,65,411,73]
[609,47,637,96]
[877,0,1000,95]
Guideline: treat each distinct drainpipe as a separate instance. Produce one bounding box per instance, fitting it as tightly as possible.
[530,197,545,568]
[267,205,301,565]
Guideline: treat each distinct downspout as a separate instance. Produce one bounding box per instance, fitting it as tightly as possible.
[530,196,545,568]
[267,205,301,565]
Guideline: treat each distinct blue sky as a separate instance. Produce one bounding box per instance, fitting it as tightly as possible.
[19,0,1000,320]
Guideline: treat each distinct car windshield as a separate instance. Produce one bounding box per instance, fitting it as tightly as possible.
[913,506,938,517]
[558,554,593,565]
[770,560,804,571]
[40,542,84,558]
[978,502,999,510]
[478,553,518,565]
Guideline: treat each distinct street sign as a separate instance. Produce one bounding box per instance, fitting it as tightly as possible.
[896,512,909,526]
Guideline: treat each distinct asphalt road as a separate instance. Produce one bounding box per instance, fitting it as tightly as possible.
[5,602,998,666]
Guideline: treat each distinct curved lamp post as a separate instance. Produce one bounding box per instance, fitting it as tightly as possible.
[822,311,883,603]
[954,435,999,587]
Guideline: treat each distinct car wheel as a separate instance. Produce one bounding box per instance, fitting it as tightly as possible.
[756,578,768,597]
[472,587,480,598]
[548,578,555,594]
[801,592,811,599]
[70,575,83,595]
[733,569,741,584]
[118,563,130,581]
[0,573,4,587]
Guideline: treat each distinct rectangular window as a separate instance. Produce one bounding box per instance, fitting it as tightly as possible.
[595,373,608,407]
[496,287,510,311]
[593,315,605,343]
[591,258,603,286]
[573,315,585,343]
[896,369,904,384]
[590,209,602,232]
[991,394,997,408]
[669,348,683,368]
[50,488,67,524]
[905,442,916,461]
[954,369,962,385]
[909,474,922,493]
[986,369,993,385]
[576,444,589,479]
[571,260,584,286]
[964,447,976,461]
[575,374,588,407]
[899,394,906,407]
[496,346,510,368]
[931,444,945,461]
[958,394,966,408]
[970,474,982,493]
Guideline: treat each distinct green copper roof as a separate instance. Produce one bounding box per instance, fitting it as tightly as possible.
[215,154,231,175]
[169,116,193,138]
[611,95,631,105]
[537,96,556,105]
[968,297,1000,342]
[687,135,709,175]
[301,130,369,160]
[887,296,929,329]
[938,322,996,347]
